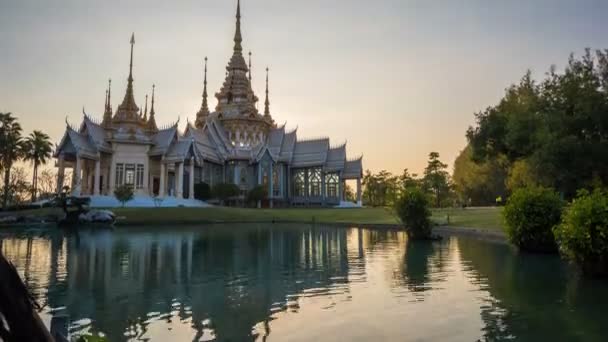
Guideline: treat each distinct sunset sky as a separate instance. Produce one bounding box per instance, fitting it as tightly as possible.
[1,0,607,175]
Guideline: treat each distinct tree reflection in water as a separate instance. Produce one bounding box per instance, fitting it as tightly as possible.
[2,226,608,341]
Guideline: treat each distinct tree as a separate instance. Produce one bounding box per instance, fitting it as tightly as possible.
[0,167,32,208]
[362,170,400,207]
[452,145,508,206]
[22,130,53,202]
[246,185,267,207]
[422,152,452,207]
[395,187,432,239]
[114,184,134,207]
[466,50,608,199]
[212,183,240,206]
[37,169,58,200]
[0,113,25,209]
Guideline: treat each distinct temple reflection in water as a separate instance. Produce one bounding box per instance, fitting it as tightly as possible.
[1,226,386,341]
[3,225,608,341]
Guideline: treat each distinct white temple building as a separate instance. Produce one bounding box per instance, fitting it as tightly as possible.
[54,0,363,207]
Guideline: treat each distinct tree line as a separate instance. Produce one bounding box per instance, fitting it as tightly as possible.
[362,152,452,208]
[0,113,54,209]
[460,49,608,203]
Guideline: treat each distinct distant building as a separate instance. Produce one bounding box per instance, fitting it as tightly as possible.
[54,0,362,207]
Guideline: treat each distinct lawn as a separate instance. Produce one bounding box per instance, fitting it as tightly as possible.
[431,207,504,232]
[4,205,504,231]
[111,207,400,226]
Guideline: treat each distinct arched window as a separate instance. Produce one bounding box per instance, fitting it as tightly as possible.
[326,173,339,198]
[309,168,322,197]
[293,170,306,197]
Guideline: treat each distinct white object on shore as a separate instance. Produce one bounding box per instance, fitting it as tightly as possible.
[79,210,116,223]
[334,201,363,208]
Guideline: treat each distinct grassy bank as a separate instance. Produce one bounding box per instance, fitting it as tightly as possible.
[109,207,400,226]
[3,206,504,232]
[431,207,504,231]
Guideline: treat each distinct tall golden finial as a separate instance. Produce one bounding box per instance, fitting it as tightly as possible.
[143,94,148,121]
[147,84,158,132]
[108,79,112,109]
[264,66,271,117]
[234,0,242,54]
[196,57,210,129]
[103,78,113,126]
[248,51,252,82]
[129,33,135,82]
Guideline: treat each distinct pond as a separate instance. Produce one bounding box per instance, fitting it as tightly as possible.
[1,224,607,341]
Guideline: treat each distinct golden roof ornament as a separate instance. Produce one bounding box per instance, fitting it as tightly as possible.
[264,66,271,119]
[113,33,141,125]
[195,57,210,129]
[146,84,158,132]
[102,79,113,127]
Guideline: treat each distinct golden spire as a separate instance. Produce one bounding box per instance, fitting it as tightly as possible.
[147,84,158,132]
[234,0,242,54]
[195,57,210,129]
[248,51,252,82]
[264,67,271,118]
[102,78,113,126]
[113,33,140,123]
[143,94,148,121]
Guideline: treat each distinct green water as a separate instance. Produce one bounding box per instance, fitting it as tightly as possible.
[1,225,607,341]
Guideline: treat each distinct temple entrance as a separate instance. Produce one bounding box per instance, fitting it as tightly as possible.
[153,178,160,196]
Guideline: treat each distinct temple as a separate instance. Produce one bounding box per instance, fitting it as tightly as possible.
[53,0,363,207]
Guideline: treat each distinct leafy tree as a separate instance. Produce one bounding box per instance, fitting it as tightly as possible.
[467,50,608,198]
[193,182,211,201]
[363,170,399,207]
[246,185,267,207]
[422,152,452,207]
[503,187,563,252]
[0,113,25,209]
[22,130,53,202]
[114,184,134,207]
[554,189,608,276]
[395,187,432,239]
[212,183,240,206]
[399,168,421,190]
[0,167,32,208]
[452,145,508,206]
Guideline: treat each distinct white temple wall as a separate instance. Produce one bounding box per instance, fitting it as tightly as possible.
[110,143,151,195]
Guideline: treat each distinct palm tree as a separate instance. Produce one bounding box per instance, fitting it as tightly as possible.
[23,131,53,202]
[0,113,24,209]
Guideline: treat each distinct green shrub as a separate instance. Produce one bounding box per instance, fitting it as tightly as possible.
[247,185,267,207]
[554,189,608,277]
[503,187,563,252]
[395,187,432,239]
[211,183,240,205]
[193,182,211,201]
[114,184,134,207]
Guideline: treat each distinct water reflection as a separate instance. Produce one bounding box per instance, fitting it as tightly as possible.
[1,225,608,341]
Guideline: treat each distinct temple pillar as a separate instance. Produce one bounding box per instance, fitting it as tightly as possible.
[269,162,274,208]
[56,154,65,194]
[189,158,195,200]
[109,155,116,194]
[176,162,184,199]
[94,158,101,196]
[321,172,326,206]
[357,177,362,206]
[72,156,82,196]
[159,161,166,197]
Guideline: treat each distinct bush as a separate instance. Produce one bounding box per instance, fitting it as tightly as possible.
[211,183,240,205]
[554,189,608,277]
[395,187,432,239]
[114,184,134,207]
[193,182,211,201]
[247,185,267,207]
[503,187,563,252]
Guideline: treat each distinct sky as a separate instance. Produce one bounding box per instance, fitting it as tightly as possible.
[1,0,607,175]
